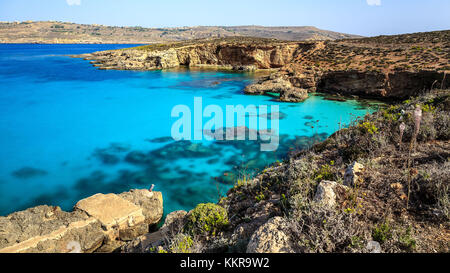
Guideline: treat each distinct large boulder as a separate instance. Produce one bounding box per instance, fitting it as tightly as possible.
[0,189,163,253]
[75,190,163,242]
[246,217,295,253]
[0,206,104,253]
[118,189,164,226]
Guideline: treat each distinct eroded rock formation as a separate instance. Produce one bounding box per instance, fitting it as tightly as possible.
[75,31,450,101]
[0,189,163,253]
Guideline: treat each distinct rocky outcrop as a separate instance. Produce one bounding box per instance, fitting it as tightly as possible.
[313,181,348,208]
[120,210,187,253]
[76,31,450,101]
[75,39,304,71]
[316,70,450,99]
[246,217,295,253]
[0,206,104,253]
[0,189,163,253]
[343,162,364,187]
[245,75,308,102]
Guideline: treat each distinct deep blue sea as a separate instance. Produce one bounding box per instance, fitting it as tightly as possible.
[0,44,380,216]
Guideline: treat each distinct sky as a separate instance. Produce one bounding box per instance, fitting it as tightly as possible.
[0,0,449,37]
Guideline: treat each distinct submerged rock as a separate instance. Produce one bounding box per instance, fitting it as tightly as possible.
[146,136,174,143]
[93,150,120,165]
[125,151,150,165]
[11,167,48,179]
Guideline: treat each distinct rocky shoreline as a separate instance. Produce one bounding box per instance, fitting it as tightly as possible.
[131,90,448,254]
[2,31,449,253]
[0,189,163,253]
[1,92,448,253]
[73,31,450,102]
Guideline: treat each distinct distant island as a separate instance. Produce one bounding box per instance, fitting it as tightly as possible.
[0,21,361,44]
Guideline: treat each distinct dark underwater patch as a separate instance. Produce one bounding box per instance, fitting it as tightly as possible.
[125,151,151,165]
[245,111,287,120]
[150,140,221,160]
[92,142,131,165]
[207,158,220,164]
[93,151,120,165]
[11,167,48,179]
[146,136,174,143]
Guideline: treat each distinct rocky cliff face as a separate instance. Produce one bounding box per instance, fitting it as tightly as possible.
[76,38,306,71]
[76,31,450,101]
[316,70,450,99]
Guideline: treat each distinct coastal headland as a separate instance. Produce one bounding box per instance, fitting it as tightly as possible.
[74,31,450,102]
[1,30,448,253]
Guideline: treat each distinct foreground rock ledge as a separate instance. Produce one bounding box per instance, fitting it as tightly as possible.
[0,189,163,253]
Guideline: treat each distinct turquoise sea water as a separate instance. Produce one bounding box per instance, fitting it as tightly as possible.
[0,44,379,216]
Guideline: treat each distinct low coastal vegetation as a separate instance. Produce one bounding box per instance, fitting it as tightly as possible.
[150,89,449,253]
[1,29,448,253]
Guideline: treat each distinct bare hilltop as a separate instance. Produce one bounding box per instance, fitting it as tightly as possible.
[0,21,361,44]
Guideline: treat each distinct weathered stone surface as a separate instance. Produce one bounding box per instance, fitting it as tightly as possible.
[94,240,125,253]
[162,210,187,233]
[76,40,303,72]
[314,180,349,208]
[118,222,149,242]
[366,240,382,253]
[0,189,164,253]
[246,217,295,253]
[344,161,365,187]
[120,230,166,253]
[245,76,308,102]
[119,189,164,225]
[0,206,105,253]
[75,193,146,232]
[314,181,338,208]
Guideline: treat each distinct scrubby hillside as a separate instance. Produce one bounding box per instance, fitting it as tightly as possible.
[124,90,449,253]
[0,21,360,44]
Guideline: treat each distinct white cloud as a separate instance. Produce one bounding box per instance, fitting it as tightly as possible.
[366,0,381,6]
[66,0,81,6]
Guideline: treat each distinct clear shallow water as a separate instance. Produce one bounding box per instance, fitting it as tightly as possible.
[0,44,379,216]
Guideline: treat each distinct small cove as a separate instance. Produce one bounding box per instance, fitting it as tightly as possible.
[0,44,382,216]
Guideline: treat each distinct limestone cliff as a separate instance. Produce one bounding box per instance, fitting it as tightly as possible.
[75,38,307,71]
[75,31,450,101]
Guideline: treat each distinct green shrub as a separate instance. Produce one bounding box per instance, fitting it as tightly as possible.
[372,222,392,244]
[421,104,436,113]
[398,226,416,251]
[255,192,265,202]
[170,234,194,253]
[184,203,229,235]
[314,162,335,182]
[358,121,379,135]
